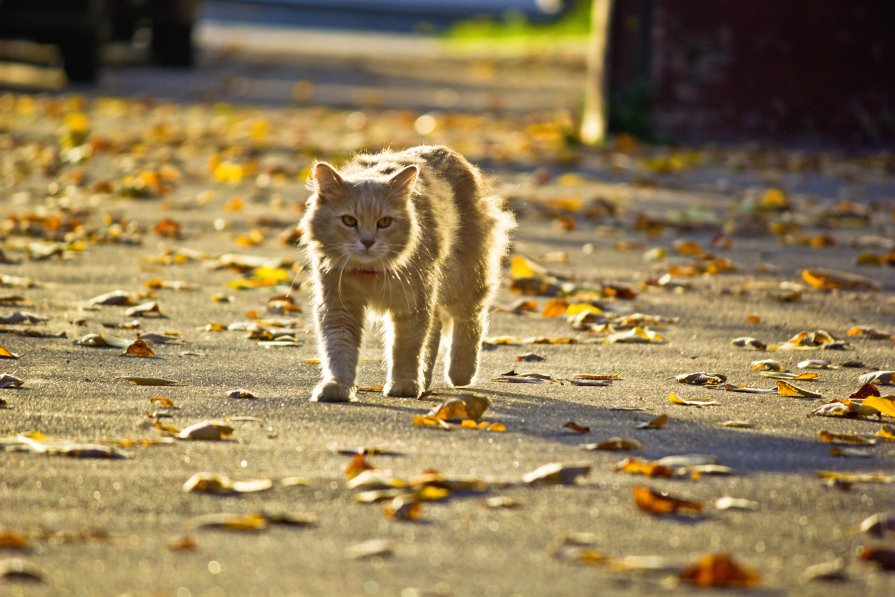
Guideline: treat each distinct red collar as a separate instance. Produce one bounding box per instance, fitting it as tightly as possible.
[351,269,383,276]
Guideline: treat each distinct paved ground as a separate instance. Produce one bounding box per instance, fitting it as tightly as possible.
[1,25,895,597]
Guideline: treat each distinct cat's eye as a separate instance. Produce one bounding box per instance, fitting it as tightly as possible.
[341,215,358,227]
[377,216,393,229]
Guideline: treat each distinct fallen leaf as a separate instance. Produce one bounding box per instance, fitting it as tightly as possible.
[859,371,894,385]
[847,326,894,340]
[522,462,591,486]
[167,535,197,551]
[720,420,755,428]
[149,396,177,409]
[714,497,759,511]
[182,472,273,495]
[482,496,521,509]
[427,394,490,421]
[816,471,895,484]
[123,377,178,386]
[632,485,703,516]
[343,453,376,480]
[0,530,29,550]
[190,513,267,532]
[0,374,24,389]
[732,337,767,350]
[858,545,895,571]
[669,392,719,406]
[798,558,847,583]
[614,458,673,478]
[876,425,895,442]
[798,359,833,369]
[605,326,669,344]
[637,414,668,429]
[122,338,155,357]
[542,298,569,318]
[817,430,874,445]
[382,495,422,521]
[228,389,258,399]
[0,311,48,324]
[75,333,130,348]
[346,539,393,560]
[87,290,138,306]
[859,512,895,537]
[176,421,234,441]
[563,421,590,434]
[516,353,546,362]
[850,383,881,399]
[0,346,19,359]
[0,558,44,582]
[751,359,783,371]
[863,396,895,417]
[776,381,823,399]
[829,446,873,458]
[582,437,643,451]
[802,268,880,291]
[679,553,760,588]
[125,301,164,318]
[676,372,727,386]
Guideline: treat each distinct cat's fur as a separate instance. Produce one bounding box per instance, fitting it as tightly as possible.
[300,145,514,402]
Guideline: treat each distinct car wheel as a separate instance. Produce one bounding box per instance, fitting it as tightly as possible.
[151,20,194,67]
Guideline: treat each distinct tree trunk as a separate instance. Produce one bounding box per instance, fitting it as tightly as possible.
[580,0,614,145]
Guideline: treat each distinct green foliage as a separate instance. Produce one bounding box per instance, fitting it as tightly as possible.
[445,0,592,42]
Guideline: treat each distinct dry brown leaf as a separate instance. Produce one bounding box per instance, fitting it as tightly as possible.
[0,530,29,550]
[582,437,643,451]
[124,301,164,318]
[633,485,703,516]
[676,372,727,385]
[563,421,590,434]
[0,373,24,389]
[228,389,258,399]
[637,414,668,429]
[122,338,155,357]
[751,359,783,371]
[427,394,490,421]
[382,495,422,521]
[343,453,376,480]
[850,383,881,399]
[542,298,569,318]
[679,553,760,588]
[776,381,822,398]
[858,545,895,571]
[167,535,197,551]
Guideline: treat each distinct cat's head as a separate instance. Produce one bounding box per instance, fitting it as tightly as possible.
[301,162,420,270]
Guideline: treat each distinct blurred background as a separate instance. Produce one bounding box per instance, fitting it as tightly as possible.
[0,0,893,144]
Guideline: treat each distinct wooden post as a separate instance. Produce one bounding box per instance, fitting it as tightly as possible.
[580,0,614,145]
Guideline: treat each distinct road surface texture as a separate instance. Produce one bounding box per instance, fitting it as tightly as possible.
[1,22,895,597]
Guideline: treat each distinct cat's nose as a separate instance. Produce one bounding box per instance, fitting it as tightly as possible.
[361,239,375,249]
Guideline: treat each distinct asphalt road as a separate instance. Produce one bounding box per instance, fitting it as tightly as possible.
[1,27,895,597]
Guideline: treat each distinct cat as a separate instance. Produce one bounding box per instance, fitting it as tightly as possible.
[299,146,514,402]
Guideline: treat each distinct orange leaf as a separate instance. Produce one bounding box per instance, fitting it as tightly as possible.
[679,553,760,588]
[632,485,702,515]
[616,458,673,478]
[563,421,590,434]
[542,298,569,318]
[343,453,375,480]
[776,381,822,398]
[123,338,155,357]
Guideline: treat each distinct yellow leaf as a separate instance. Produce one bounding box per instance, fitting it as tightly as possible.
[486,422,507,432]
[510,255,542,279]
[776,381,822,398]
[669,392,719,406]
[876,425,895,442]
[566,303,603,316]
[863,396,895,417]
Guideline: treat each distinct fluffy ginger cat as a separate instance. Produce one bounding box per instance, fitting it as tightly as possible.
[300,146,514,402]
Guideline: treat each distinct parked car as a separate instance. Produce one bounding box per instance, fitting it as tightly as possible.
[0,0,202,82]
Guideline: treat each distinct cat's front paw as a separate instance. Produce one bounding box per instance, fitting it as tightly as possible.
[311,380,357,403]
[384,379,422,398]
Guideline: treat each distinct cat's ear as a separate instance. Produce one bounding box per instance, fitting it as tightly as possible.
[387,165,419,199]
[313,162,344,198]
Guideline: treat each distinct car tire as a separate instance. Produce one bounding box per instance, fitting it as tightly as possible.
[151,20,194,67]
